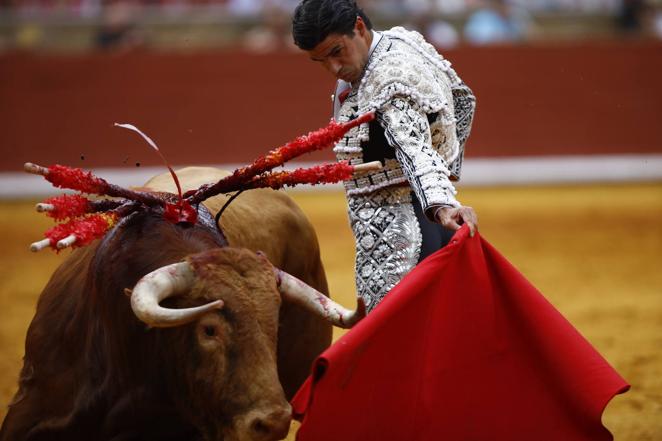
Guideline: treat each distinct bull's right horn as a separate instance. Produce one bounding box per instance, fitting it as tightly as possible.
[130,262,223,328]
[275,269,366,329]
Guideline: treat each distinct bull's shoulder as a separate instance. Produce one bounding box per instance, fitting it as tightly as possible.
[219,190,317,251]
[141,167,321,274]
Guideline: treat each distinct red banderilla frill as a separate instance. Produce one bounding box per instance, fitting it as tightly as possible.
[187,112,375,204]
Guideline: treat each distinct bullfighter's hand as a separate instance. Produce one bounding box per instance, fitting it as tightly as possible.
[434,206,478,237]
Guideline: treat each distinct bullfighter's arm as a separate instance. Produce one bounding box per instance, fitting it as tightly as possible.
[377,96,460,215]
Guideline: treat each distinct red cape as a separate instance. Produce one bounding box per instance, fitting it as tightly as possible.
[292,226,629,441]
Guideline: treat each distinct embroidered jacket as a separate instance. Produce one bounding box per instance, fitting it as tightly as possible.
[333,27,476,215]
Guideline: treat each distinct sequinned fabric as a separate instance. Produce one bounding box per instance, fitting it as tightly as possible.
[380,97,459,210]
[349,187,421,312]
[334,27,475,205]
[449,82,475,179]
[333,27,475,311]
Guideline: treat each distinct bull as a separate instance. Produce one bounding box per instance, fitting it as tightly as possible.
[0,167,364,441]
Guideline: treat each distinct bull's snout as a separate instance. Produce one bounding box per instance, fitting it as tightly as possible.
[237,404,292,441]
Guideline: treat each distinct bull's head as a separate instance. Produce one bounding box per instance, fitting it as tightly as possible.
[127,247,365,441]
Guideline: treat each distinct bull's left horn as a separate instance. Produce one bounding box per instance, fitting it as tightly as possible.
[130,262,223,328]
[275,269,366,329]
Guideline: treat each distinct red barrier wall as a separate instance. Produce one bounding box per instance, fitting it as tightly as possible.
[1,41,661,172]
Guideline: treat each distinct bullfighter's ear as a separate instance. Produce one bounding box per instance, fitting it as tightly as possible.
[124,288,133,298]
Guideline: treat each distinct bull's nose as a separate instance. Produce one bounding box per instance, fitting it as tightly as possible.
[249,407,292,441]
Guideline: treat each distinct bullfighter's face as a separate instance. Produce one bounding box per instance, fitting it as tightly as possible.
[307,16,373,84]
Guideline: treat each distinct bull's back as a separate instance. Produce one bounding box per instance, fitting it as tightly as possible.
[144,167,332,397]
[145,167,315,264]
[144,167,321,273]
[142,166,231,193]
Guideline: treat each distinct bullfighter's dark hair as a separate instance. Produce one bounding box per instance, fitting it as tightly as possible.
[292,0,373,50]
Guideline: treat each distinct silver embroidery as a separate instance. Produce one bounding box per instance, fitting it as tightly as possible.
[449,82,476,180]
[380,96,459,209]
[333,28,473,205]
[348,187,422,313]
[332,27,476,312]
[381,27,476,180]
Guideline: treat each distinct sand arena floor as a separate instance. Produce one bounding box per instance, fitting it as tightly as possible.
[0,183,660,440]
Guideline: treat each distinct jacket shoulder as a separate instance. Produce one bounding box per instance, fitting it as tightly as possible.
[359,28,453,115]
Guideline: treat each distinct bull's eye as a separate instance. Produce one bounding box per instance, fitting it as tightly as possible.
[203,325,217,337]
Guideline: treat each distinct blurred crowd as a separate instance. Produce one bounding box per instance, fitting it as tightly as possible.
[2,0,658,17]
[0,0,652,17]
[1,0,661,51]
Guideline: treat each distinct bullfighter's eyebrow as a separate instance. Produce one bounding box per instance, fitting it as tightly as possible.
[311,45,342,62]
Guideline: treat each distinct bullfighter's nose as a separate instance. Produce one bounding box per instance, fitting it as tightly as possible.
[248,406,292,441]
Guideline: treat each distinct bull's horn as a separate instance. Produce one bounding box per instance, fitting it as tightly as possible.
[275,269,366,329]
[130,262,223,328]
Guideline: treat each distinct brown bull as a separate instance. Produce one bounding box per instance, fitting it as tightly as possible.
[1,167,363,441]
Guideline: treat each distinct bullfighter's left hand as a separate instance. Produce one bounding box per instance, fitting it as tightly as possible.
[434,206,478,237]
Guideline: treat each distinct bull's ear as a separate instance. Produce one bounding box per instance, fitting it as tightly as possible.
[255,250,268,260]
[255,250,274,268]
[124,288,133,298]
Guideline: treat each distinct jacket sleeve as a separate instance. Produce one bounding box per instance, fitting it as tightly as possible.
[378,96,461,216]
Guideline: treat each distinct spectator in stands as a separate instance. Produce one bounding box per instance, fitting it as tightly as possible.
[616,0,646,33]
[412,14,460,49]
[463,0,532,45]
[242,2,297,51]
[651,3,662,38]
[95,0,144,50]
